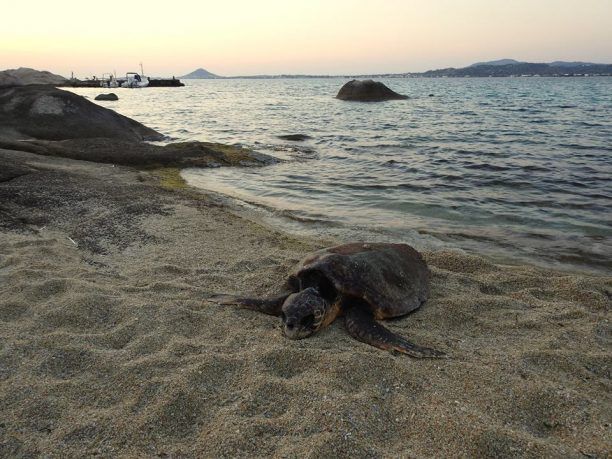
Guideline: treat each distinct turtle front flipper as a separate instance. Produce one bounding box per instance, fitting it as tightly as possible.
[344,306,445,358]
[215,293,289,317]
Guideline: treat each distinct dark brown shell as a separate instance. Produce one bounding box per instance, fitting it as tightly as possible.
[291,242,429,319]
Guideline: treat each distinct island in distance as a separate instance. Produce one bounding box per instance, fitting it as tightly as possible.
[179,68,223,79]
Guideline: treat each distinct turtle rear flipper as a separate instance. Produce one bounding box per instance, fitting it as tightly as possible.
[214,293,289,317]
[344,306,445,358]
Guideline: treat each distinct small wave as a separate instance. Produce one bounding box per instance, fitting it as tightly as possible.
[501,107,544,113]
[573,191,612,201]
[375,142,410,148]
[260,144,319,160]
[559,143,612,152]
[436,174,463,181]
[521,165,549,172]
[463,163,512,172]
[480,179,536,188]
[276,209,341,226]
[397,183,432,192]
[338,182,431,192]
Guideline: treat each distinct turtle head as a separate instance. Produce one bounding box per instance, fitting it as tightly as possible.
[281,287,329,340]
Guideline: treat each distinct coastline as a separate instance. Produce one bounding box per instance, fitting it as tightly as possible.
[1,146,610,457]
[180,171,610,278]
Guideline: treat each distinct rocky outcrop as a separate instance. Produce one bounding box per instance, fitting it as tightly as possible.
[95,93,119,101]
[0,85,163,141]
[0,138,277,168]
[336,79,408,102]
[0,67,67,87]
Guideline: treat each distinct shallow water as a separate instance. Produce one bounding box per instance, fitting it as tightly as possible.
[69,77,612,272]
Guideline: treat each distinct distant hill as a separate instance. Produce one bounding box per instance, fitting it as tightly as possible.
[0,67,67,87]
[549,61,599,67]
[417,60,611,77]
[469,59,524,67]
[177,60,610,80]
[180,68,223,79]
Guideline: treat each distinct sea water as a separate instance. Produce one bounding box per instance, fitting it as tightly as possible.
[70,77,612,272]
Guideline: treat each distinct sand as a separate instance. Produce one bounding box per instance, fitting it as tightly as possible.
[0,147,610,458]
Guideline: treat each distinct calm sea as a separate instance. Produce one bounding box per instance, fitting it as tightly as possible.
[69,77,612,273]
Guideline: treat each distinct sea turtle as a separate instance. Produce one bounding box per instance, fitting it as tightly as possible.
[220,242,444,357]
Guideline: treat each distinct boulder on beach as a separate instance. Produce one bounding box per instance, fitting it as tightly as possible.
[95,93,119,101]
[0,67,67,87]
[336,79,408,102]
[0,85,163,141]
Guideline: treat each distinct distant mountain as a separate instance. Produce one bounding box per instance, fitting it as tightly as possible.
[180,68,223,79]
[549,61,600,67]
[416,60,612,78]
[469,59,524,67]
[177,60,610,80]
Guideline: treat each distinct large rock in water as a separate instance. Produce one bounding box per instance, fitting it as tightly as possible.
[0,67,67,87]
[277,134,311,141]
[336,79,408,102]
[95,93,119,101]
[0,85,163,141]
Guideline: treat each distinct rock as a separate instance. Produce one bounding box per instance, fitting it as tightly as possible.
[95,93,119,101]
[336,79,408,102]
[0,138,278,169]
[0,85,163,141]
[0,67,67,87]
[277,134,311,141]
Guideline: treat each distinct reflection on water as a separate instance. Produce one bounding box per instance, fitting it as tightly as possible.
[69,77,612,273]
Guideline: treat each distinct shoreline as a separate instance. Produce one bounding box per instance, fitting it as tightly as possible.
[181,170,609,278]
[1,146,610,457]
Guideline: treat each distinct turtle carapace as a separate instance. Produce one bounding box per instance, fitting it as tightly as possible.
[219,243,444,358]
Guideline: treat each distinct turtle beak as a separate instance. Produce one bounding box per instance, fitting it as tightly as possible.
[282,314,316,340]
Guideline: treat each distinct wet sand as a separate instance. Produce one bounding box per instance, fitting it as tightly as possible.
[0,147,610,457]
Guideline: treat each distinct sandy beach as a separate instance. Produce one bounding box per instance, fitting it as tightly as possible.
[1,143,610,457]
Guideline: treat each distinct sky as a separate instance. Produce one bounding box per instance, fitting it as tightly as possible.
[1,0,611,77]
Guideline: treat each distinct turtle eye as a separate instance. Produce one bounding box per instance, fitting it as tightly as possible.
[300,314,315,329]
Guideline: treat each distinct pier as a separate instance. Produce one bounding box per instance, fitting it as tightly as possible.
[59,76,185,88]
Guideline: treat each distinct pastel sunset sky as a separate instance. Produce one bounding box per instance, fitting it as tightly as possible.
[2,0,611,77]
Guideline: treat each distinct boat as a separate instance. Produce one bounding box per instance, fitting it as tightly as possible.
[100,72,119,88]
[120,63,149,88]
[121,72,149,88]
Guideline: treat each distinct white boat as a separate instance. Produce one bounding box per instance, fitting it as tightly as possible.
[121,72,149,88]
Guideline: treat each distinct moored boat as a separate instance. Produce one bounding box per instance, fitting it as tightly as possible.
[121,72,149,88]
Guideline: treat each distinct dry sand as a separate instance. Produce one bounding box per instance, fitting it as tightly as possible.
[0,148,610,457]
